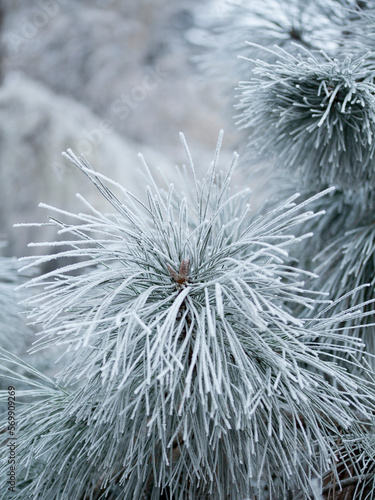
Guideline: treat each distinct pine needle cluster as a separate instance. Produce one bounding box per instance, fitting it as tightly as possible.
[237,49,375,195]
[1,137,375,498]
[195,0,351,101]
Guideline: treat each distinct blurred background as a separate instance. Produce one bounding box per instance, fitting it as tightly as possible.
[0,0,241,258]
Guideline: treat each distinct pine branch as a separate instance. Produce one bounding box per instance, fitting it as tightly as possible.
[322,473,374,494]
[236,47,375,196]
[2,134,375,499]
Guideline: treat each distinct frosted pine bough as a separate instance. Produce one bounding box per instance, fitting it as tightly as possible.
[236,47,375,197]
[195,0,347,104]
[4,134,375,499]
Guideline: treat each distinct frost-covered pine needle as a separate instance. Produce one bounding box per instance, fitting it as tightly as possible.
[236,47,375,195]
[195,0,348,94]
[305,219,375,370]
[321,427,375,500]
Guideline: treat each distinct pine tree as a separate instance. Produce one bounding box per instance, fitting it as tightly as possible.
[1,1,375,499]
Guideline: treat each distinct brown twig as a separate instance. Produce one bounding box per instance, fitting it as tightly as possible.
[167,258,190,288]
[322,473,374,496]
